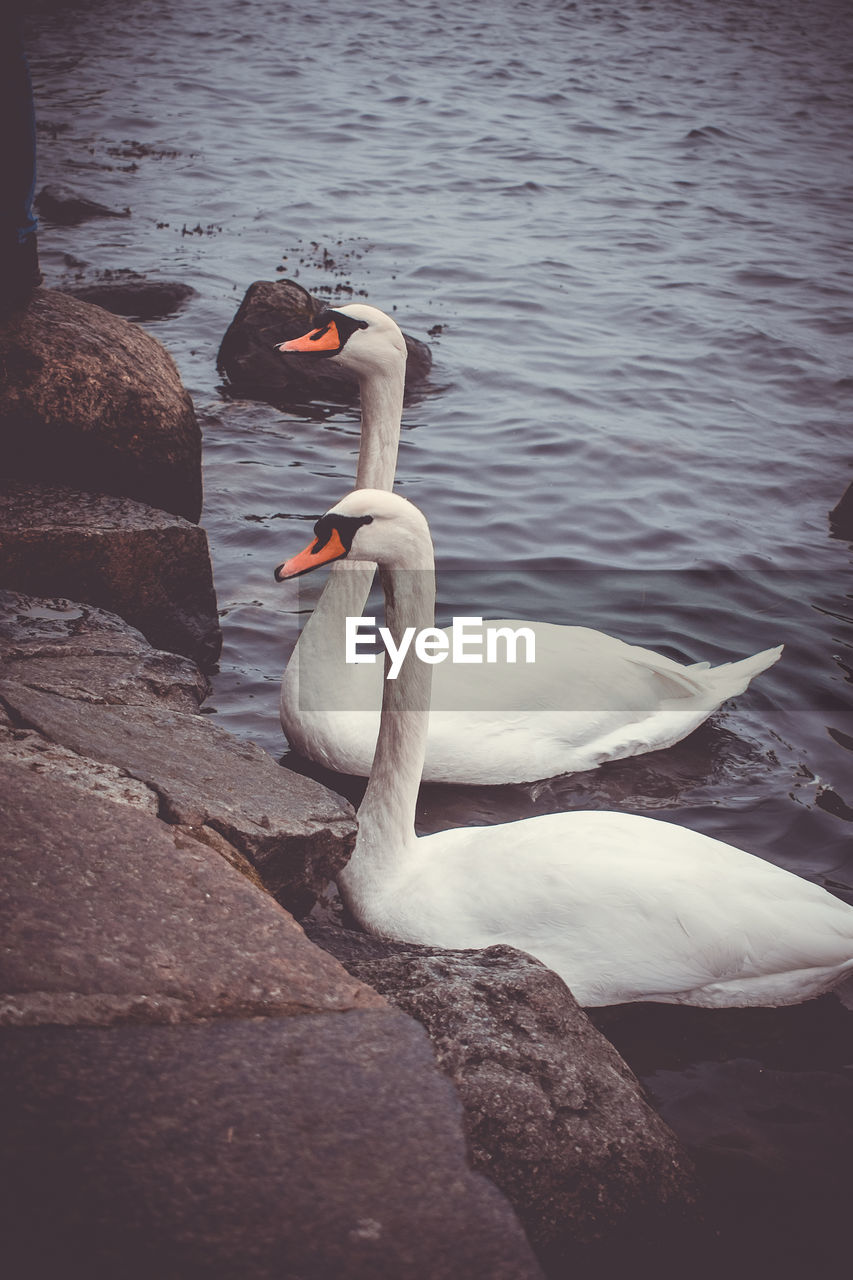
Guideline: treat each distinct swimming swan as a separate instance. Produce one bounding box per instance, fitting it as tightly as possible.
[276,304,782,786]
[274,489,853,1008]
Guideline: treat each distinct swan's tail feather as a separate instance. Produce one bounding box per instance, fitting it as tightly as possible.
[702,644,784,696]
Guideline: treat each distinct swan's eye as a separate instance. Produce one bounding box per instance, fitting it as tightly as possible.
[325,311,370,343]
[311,514,336,552]
[312,512,374,554]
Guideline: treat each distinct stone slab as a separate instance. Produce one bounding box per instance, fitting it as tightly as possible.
[0,683,356,913]
[0,483,222,667]
[0,1016,544,1279]
[0,722,160,816]
[0,760,374,1026]
[0,589,209,711]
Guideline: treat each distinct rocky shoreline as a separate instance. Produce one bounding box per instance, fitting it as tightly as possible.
[0,286,701,1278]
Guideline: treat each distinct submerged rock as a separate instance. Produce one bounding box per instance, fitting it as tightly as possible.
[64,276,196,320]
[0,289,202,521]
[217,278,432,403]
[830,479,853,541]
[35,183,131,225]
[307,924,702,1277]
[0,483,221,668]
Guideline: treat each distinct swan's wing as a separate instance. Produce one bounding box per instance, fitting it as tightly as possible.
[432,621,778,713]
[285,612,781,783]
[418,625,781,783]
[429,623,686,712]
[389,811,853,1006]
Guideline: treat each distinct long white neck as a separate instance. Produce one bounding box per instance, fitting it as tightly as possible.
[284,354,406,716]
[339,552,435,925]
[354,357,405,491]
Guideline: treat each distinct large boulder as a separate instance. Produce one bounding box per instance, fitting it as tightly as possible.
[307,924,702,1277]
[0,482,221,668]
[217,278,432,403]
[0,288,202,521]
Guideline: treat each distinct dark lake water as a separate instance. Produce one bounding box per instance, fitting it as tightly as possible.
[26,0,853,1272]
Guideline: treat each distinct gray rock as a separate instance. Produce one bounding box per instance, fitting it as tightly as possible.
[0,484,221,668]
[0,682,356,914]
[64,276,196,320]
[0,760,376,1027]
[0,288,202,520]
[36,183,132,224]
[0,589,209,712]
[0,723,160,815]
[0,732,267,891]
[0,1016,544,1280]
[307,924,701,1275]
[171,821,272,894]
[0,708,265,886]
[217,278,432,404]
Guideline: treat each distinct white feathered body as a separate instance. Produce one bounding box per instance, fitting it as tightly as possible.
[283,613,782,783]
[341,808,853,1007]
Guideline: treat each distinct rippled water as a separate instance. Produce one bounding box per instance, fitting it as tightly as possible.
[26,0,853,1270]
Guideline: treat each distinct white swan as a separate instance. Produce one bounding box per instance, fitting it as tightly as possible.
[274,489,853,1008]
[276,304,782,786]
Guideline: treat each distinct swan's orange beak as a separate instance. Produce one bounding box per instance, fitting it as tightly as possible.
[274,527,348,581]
[275,319,342,355]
